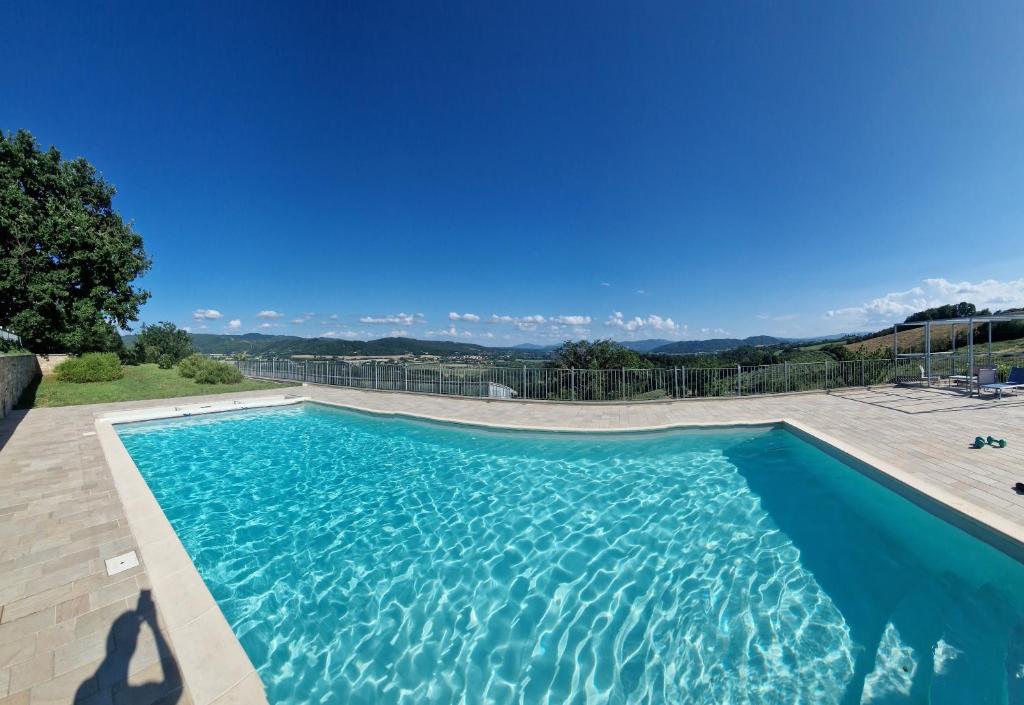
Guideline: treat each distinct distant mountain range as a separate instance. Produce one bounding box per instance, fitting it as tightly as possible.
[136,333,540,358]
[121,331,861,358]
[646,335,789,354]
[511,343,556,351]
[619,339,675,353]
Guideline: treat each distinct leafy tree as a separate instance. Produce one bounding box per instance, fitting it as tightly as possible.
[904,302,989,323]
[551,339,652,369]
[132,322,195,364]
[0,129,150,353]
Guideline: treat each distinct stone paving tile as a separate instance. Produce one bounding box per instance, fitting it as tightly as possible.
[2,383,1024,703]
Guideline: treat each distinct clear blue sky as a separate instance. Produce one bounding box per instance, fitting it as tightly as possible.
[5,1,1024,344]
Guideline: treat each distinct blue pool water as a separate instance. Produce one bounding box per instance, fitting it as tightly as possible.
[117,404,1024,704]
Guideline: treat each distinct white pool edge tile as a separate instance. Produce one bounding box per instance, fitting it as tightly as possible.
[94,417,270,705]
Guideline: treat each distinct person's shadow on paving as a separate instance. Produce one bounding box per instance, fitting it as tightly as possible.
[75,589,182,704]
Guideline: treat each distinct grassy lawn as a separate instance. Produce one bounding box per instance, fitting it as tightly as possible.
[19,363,298,408]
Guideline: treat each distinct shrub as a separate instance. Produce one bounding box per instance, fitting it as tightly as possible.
[177,354,206,378]
[54,353,124,383]
[157,354,175,369]
[192,359,243,385]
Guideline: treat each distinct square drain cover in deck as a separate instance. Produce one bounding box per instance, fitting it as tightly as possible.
[105,551,139,576]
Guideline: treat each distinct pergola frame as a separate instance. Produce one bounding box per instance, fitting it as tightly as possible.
[892,313,1024,395]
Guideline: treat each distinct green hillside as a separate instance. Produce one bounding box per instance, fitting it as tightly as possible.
[652,336,788,354]
[125,333,546,359]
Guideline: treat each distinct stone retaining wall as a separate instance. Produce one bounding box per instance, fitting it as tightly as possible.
[1,354,40,418]
[36,353,71,375]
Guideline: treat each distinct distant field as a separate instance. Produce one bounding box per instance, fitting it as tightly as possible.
[19,363,297,408]
[840,328,1024,355]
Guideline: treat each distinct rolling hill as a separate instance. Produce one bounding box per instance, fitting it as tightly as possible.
[123,333,525,358]
[620,339,675,353]
[650,336,788,355]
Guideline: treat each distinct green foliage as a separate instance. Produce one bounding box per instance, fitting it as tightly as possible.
[0,337,29,354]
[904,302,985,323]
[177,353,206,378]
[179,354,243,384]
[551,339,652,370]
[192,358,243,384]
[157,354,175,369]
[22,363,294,408]
[132,322,195,364]
[0,129,151,353]
[54,352,124,383]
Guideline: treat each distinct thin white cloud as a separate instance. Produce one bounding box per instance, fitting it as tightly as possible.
[387,329,409,337]
[488,314,546,331]
[192,309,223,320]
[257,310,284,319]
[604,312,680,333]
[425,325,463,338]
[756,313,798,323]
[551,315,592,325]
[636,289,646,295]
[291,319,305,325]
[328,314,339,320]
[227,319,242,331]
[600,282,611,287]
[449,312,481,322]
[258,322,277,329]
[359,313,425,325]
[700,327,730,336]
[825,278,1024,327]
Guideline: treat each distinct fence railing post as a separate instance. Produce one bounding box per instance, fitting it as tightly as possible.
[235,356,887,402]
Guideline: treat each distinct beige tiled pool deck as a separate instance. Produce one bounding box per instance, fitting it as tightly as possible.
[2,383,1023,704]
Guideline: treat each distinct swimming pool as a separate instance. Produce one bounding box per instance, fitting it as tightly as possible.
[116,403,1024,704]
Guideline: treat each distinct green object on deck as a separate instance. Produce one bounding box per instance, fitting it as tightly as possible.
[974,436,986,449]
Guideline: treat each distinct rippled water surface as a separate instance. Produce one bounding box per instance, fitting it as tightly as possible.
[117,404,1024,704]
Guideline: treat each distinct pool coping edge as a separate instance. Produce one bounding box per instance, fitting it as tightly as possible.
[94,416,273,705]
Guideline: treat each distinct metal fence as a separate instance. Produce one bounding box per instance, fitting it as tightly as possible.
[225,353,1024,403]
